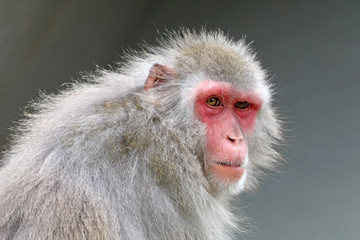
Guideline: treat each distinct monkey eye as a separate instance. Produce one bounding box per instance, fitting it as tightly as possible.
[206,97,222,107]
[235,101,250,109]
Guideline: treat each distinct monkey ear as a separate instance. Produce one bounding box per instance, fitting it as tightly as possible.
[144,64,173,91]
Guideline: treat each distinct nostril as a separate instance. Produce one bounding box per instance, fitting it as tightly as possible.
[227,136,236,142]
[227,135,243,144]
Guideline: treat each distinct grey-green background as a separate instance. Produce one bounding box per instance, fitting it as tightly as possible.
[1,0,359,239]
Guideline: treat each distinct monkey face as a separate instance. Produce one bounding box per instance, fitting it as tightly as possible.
[194,80,263,190]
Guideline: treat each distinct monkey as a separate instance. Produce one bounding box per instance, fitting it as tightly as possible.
[0,29,282,240]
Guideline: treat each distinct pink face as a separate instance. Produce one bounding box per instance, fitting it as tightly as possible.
[194,80,262,184]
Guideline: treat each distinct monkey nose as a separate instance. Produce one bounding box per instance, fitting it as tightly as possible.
[227,135,243,145]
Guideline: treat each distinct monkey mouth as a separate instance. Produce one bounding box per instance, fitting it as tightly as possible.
[216,162,242,167]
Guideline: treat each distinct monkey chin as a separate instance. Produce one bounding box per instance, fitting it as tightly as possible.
[206,160,248,195]
[212,163,245,183]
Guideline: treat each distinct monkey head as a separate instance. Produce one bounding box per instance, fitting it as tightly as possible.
[143,36,278,196]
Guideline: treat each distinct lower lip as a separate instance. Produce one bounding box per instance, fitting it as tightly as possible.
[212,163,245,182]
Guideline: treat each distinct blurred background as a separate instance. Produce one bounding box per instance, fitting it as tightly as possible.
[0,0,359,239]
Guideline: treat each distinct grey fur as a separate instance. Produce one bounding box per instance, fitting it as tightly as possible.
[0,29,282,240]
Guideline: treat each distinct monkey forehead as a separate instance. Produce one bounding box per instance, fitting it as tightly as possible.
[176,42,266,87]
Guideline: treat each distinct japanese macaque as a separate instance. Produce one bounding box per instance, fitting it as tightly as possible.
[0,29,281,240]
